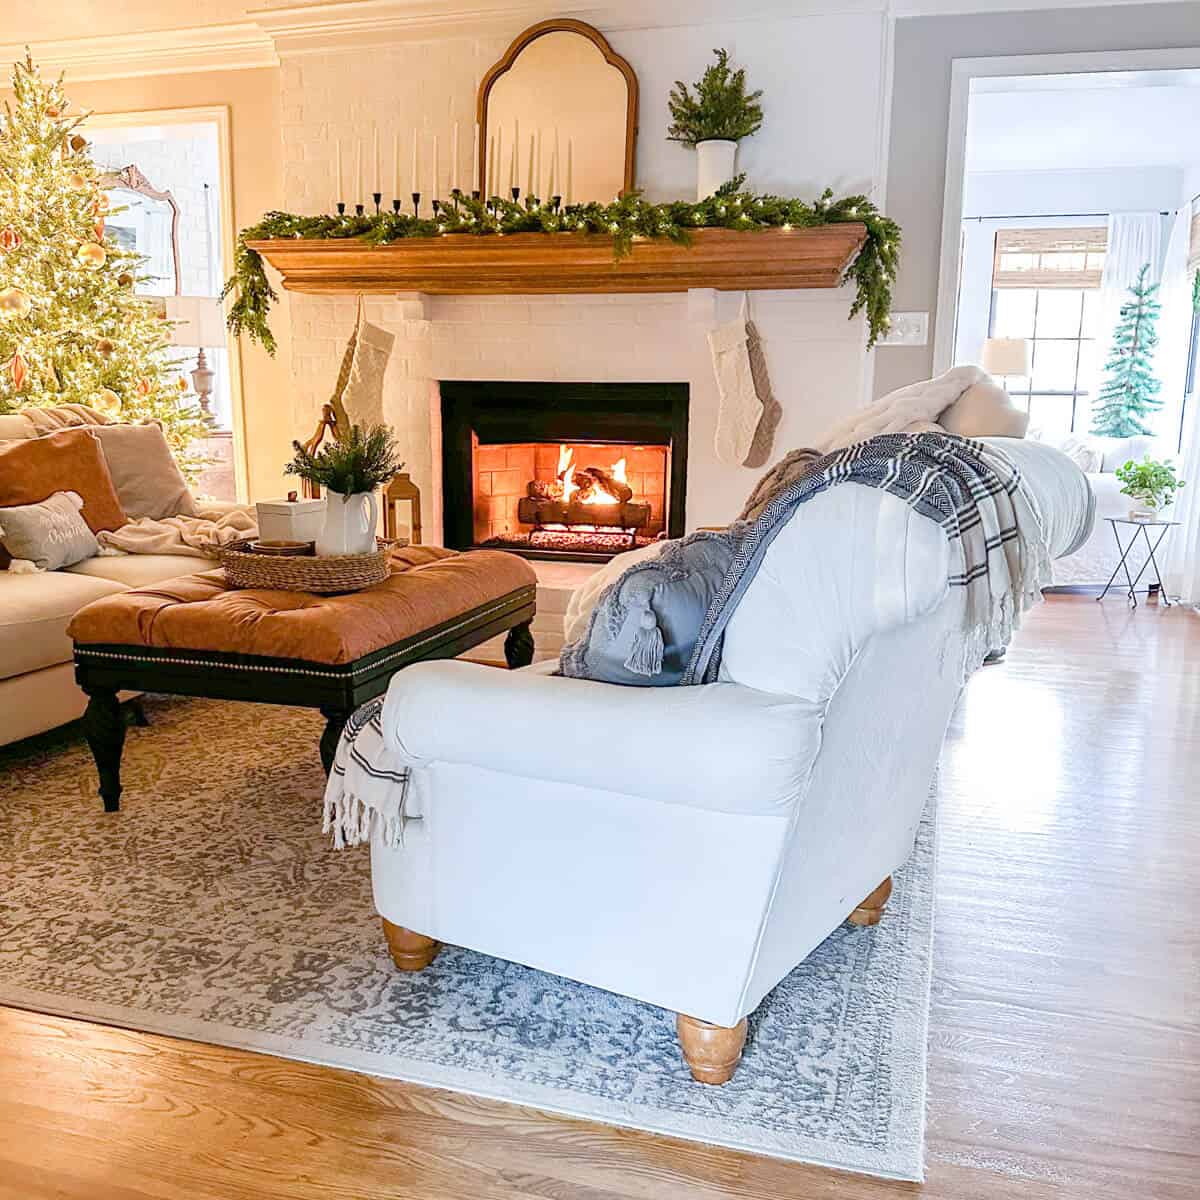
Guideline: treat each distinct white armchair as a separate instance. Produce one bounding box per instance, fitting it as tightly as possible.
[367,442,1087,1084]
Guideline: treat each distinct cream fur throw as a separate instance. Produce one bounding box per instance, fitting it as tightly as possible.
[97,507,257,558]
[815,365,987,453]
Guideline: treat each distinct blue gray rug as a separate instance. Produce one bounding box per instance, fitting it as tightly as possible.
[0,696,936,1180]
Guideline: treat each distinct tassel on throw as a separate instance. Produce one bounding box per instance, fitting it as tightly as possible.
[624,594,664,677]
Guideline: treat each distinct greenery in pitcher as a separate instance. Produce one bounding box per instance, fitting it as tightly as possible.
[1115,455,1185,514]
[286,423,404,495]
[667,49,764,146]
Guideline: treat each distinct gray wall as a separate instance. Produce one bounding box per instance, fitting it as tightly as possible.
[877,2,1200,398]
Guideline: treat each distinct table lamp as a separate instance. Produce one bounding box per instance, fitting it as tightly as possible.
[165,296,228,421]
[980,337,1031,390]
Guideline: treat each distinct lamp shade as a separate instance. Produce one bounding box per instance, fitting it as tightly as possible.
[980,337,1031,378]
[164,296,227,348]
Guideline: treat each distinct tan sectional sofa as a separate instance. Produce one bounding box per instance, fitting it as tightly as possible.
[0,409,249,746]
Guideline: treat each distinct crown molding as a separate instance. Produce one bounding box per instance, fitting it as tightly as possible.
[251,0,888,54]
[3,23,278,83]
[891,0,1195,15]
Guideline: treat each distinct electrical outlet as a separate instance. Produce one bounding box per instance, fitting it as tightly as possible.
[878,312,928,347]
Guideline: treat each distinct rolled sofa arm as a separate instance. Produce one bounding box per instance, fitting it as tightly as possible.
[380,660,822,816]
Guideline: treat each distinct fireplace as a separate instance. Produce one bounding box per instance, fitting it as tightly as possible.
[441,382,688,561]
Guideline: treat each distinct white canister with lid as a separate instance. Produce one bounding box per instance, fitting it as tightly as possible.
[255,494,327,544]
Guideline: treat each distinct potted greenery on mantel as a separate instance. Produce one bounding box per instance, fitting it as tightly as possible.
[668,49,765,200]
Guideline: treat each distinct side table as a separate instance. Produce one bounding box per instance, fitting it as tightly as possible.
[1096,517,1178,608]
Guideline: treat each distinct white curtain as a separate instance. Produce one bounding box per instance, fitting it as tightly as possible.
[1165,205,1200,603]
[1156,208,1194,453]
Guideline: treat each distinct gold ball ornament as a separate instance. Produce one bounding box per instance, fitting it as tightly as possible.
[0,225,21,253]
[78,242,107,269]
[117,272,134,288]
[96,337,115,358]
[68,171,89,191]
[93,388,122,417]
[70,134,88,153]
[0,287,33,319]
[45,104,62,118]
[135,377,152,397]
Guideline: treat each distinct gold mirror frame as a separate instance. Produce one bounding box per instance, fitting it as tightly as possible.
[476,18,639,199]
[99,164,182,296]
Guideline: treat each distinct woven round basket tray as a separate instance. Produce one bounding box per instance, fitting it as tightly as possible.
[219,538,392,594]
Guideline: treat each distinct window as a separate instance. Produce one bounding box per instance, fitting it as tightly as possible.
[989,227,1106,436]
[1180,202,1200,451]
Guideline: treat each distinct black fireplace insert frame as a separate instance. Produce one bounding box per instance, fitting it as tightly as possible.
[441,381,689,561]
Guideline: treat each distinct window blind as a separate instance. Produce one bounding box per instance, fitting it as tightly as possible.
[992,227,1108,290]
[1188,200,1200,275]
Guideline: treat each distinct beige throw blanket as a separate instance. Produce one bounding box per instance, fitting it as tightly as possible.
[98,506,257,559]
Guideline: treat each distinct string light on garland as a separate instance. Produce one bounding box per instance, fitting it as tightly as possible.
[223,174,900,354]
[0,53,207,476]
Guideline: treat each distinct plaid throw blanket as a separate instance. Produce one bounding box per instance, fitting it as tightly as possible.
[681,431,1051,685]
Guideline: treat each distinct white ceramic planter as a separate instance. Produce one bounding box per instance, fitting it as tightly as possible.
[317,489,378,556]
[695,139,738,200]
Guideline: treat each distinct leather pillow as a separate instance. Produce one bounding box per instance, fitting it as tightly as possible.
[939,381,1030,439]
[0,428,127,534]
[91,422,197,520]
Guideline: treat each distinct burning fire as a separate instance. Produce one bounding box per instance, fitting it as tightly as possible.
[557,445,628,505]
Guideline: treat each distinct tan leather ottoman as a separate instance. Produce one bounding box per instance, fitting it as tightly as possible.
[68,545,536,812]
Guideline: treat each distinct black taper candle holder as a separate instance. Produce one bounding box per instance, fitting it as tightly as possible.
[336,202,346,216]
[355,203,364,216]
[411,192,421,218]
[471,190,481,202]
[431,198,441,218]
[552,195,562,212]
[510,186,521,204]
[450,188,462,211]
[372,191,382,214]
[392,198,402,214]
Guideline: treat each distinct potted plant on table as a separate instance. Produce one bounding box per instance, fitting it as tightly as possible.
[668,48,764,200]
[286,423,404,556]
[1115,455,1185,521]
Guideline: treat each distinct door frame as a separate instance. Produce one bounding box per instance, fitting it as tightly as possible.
[934,46,1200,376]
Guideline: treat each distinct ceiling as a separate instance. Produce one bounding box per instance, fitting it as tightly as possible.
[966,70,1200,173]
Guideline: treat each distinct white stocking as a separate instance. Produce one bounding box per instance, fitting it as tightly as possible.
[709,297,765,466]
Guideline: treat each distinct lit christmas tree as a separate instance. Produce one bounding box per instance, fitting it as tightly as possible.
[1090,262,1163,439]
[0,54,205,472]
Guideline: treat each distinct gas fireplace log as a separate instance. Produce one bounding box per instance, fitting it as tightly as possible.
[517,496,651,530]
[526,479,561,501]
[581,466,634,503]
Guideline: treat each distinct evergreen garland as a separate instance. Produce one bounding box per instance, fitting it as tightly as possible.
[1091,263,1163,439]
[224,181,900,354]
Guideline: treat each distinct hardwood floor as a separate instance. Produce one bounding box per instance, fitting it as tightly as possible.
[1,595,1197,1199]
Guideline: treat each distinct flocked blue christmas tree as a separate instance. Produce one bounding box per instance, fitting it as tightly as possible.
[1090,262,1162,438]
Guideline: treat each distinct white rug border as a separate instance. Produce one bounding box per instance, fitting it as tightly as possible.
[0,792,935,1182]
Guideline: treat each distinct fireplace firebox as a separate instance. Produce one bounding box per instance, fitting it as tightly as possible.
[441,382,688,562]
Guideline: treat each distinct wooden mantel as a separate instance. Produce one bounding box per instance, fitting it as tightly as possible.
[246,224,867,296]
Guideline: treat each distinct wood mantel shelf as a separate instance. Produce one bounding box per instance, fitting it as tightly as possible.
[246,224,867,297]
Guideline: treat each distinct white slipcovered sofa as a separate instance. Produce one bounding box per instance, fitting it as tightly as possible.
[362,438,1091,1084]
[0,410,246,747]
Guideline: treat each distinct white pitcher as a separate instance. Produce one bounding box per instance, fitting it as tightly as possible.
[316,489,378,556]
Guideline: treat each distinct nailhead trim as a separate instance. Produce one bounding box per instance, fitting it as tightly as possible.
[74,591,534,680]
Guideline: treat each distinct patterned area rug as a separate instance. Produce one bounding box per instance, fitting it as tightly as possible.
[0,696,936,1181]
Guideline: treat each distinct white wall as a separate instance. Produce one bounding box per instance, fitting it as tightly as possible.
[279,10,889,538]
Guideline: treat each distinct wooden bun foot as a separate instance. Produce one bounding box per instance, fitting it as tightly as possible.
[676,1014,748,1085]
[381,918,440,971]
[848,876,893,927]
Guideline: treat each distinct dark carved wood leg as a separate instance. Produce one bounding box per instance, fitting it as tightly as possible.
[381,918,440,971]
[319,707,349,775]
[126,698,150,726]
[504,620,535,669]
[82,689,125,813]
[676,1014,748,1085]
[848,876,893,927]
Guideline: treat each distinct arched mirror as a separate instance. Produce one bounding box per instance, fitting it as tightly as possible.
[477,19,638,204]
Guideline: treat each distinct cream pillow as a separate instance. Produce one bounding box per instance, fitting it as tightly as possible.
[939,381,1030,439]
[91,422,198,520]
